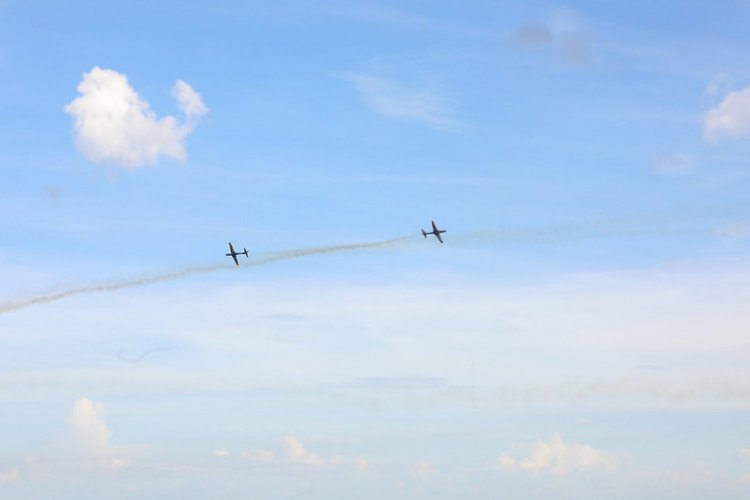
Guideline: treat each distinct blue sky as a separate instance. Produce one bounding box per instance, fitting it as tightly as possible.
[2,1,750,498]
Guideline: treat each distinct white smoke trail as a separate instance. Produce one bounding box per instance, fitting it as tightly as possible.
[0,236,412,315]
[0,203,732,316]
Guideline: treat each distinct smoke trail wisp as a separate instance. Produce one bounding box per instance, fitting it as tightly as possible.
[0,236,412,315]
[0,204,730,317]
[116,347,171,363]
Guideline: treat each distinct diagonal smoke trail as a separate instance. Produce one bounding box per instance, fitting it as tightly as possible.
[0,201,733,317]
[0,236,413,315]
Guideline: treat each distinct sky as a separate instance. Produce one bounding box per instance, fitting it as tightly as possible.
[1,0,750,498]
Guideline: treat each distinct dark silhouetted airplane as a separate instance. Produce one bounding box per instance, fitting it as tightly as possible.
[226,242,249,265]
[422,220,446,243]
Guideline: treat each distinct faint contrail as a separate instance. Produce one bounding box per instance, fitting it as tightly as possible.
[452,216,697,245]
[116,347,171,363]
[0,236,412,315]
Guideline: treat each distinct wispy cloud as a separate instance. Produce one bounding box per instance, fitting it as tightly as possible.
[716,222,750,239]
[64,67,208,168]
[3,251,750,413]
[652,154,694,176]
[343,74,458,129]
[235,437,363,470]
[512,9,593,65]
[513,24,553,47]
[705,72,732,97]
[497,435,615,475]
[0,469,18,485]
[172,79,209,119]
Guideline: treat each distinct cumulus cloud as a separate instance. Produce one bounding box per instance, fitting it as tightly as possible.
[213,449,229,458]
[19,397,141,481]
[68,397,114,455]
[741,447,750,458]
[497,435,615,475]
[64,66,207,168]
[344,74,457,129]
[285,436,325,466]
[704,87,750,142]
[62,397,129,470]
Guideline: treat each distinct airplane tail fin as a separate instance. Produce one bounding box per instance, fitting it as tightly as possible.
[243,248,249,257]
[421,229,427,238]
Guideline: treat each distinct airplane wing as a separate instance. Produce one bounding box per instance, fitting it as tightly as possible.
[436,232,444,244]
[227,242,240,265]
[432,220,439,232]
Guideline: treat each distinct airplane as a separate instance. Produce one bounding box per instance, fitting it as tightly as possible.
[421,220,446,243]
[225,242,249,266]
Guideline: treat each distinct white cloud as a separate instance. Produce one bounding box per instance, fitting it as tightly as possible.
[20,397,134,481]
[344,74,456,129]
[172,79,209,119]
[213,449,229,458]
[64,66,207,168]
[741,447,750,458]
[704,87,750,142]
[3,260,750,411]
[65,397,129,470]
[497,435,615,475]
[285,436,324,466]
[0,469,18,485]
[68,397,114,455]
[241,440,365,470]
